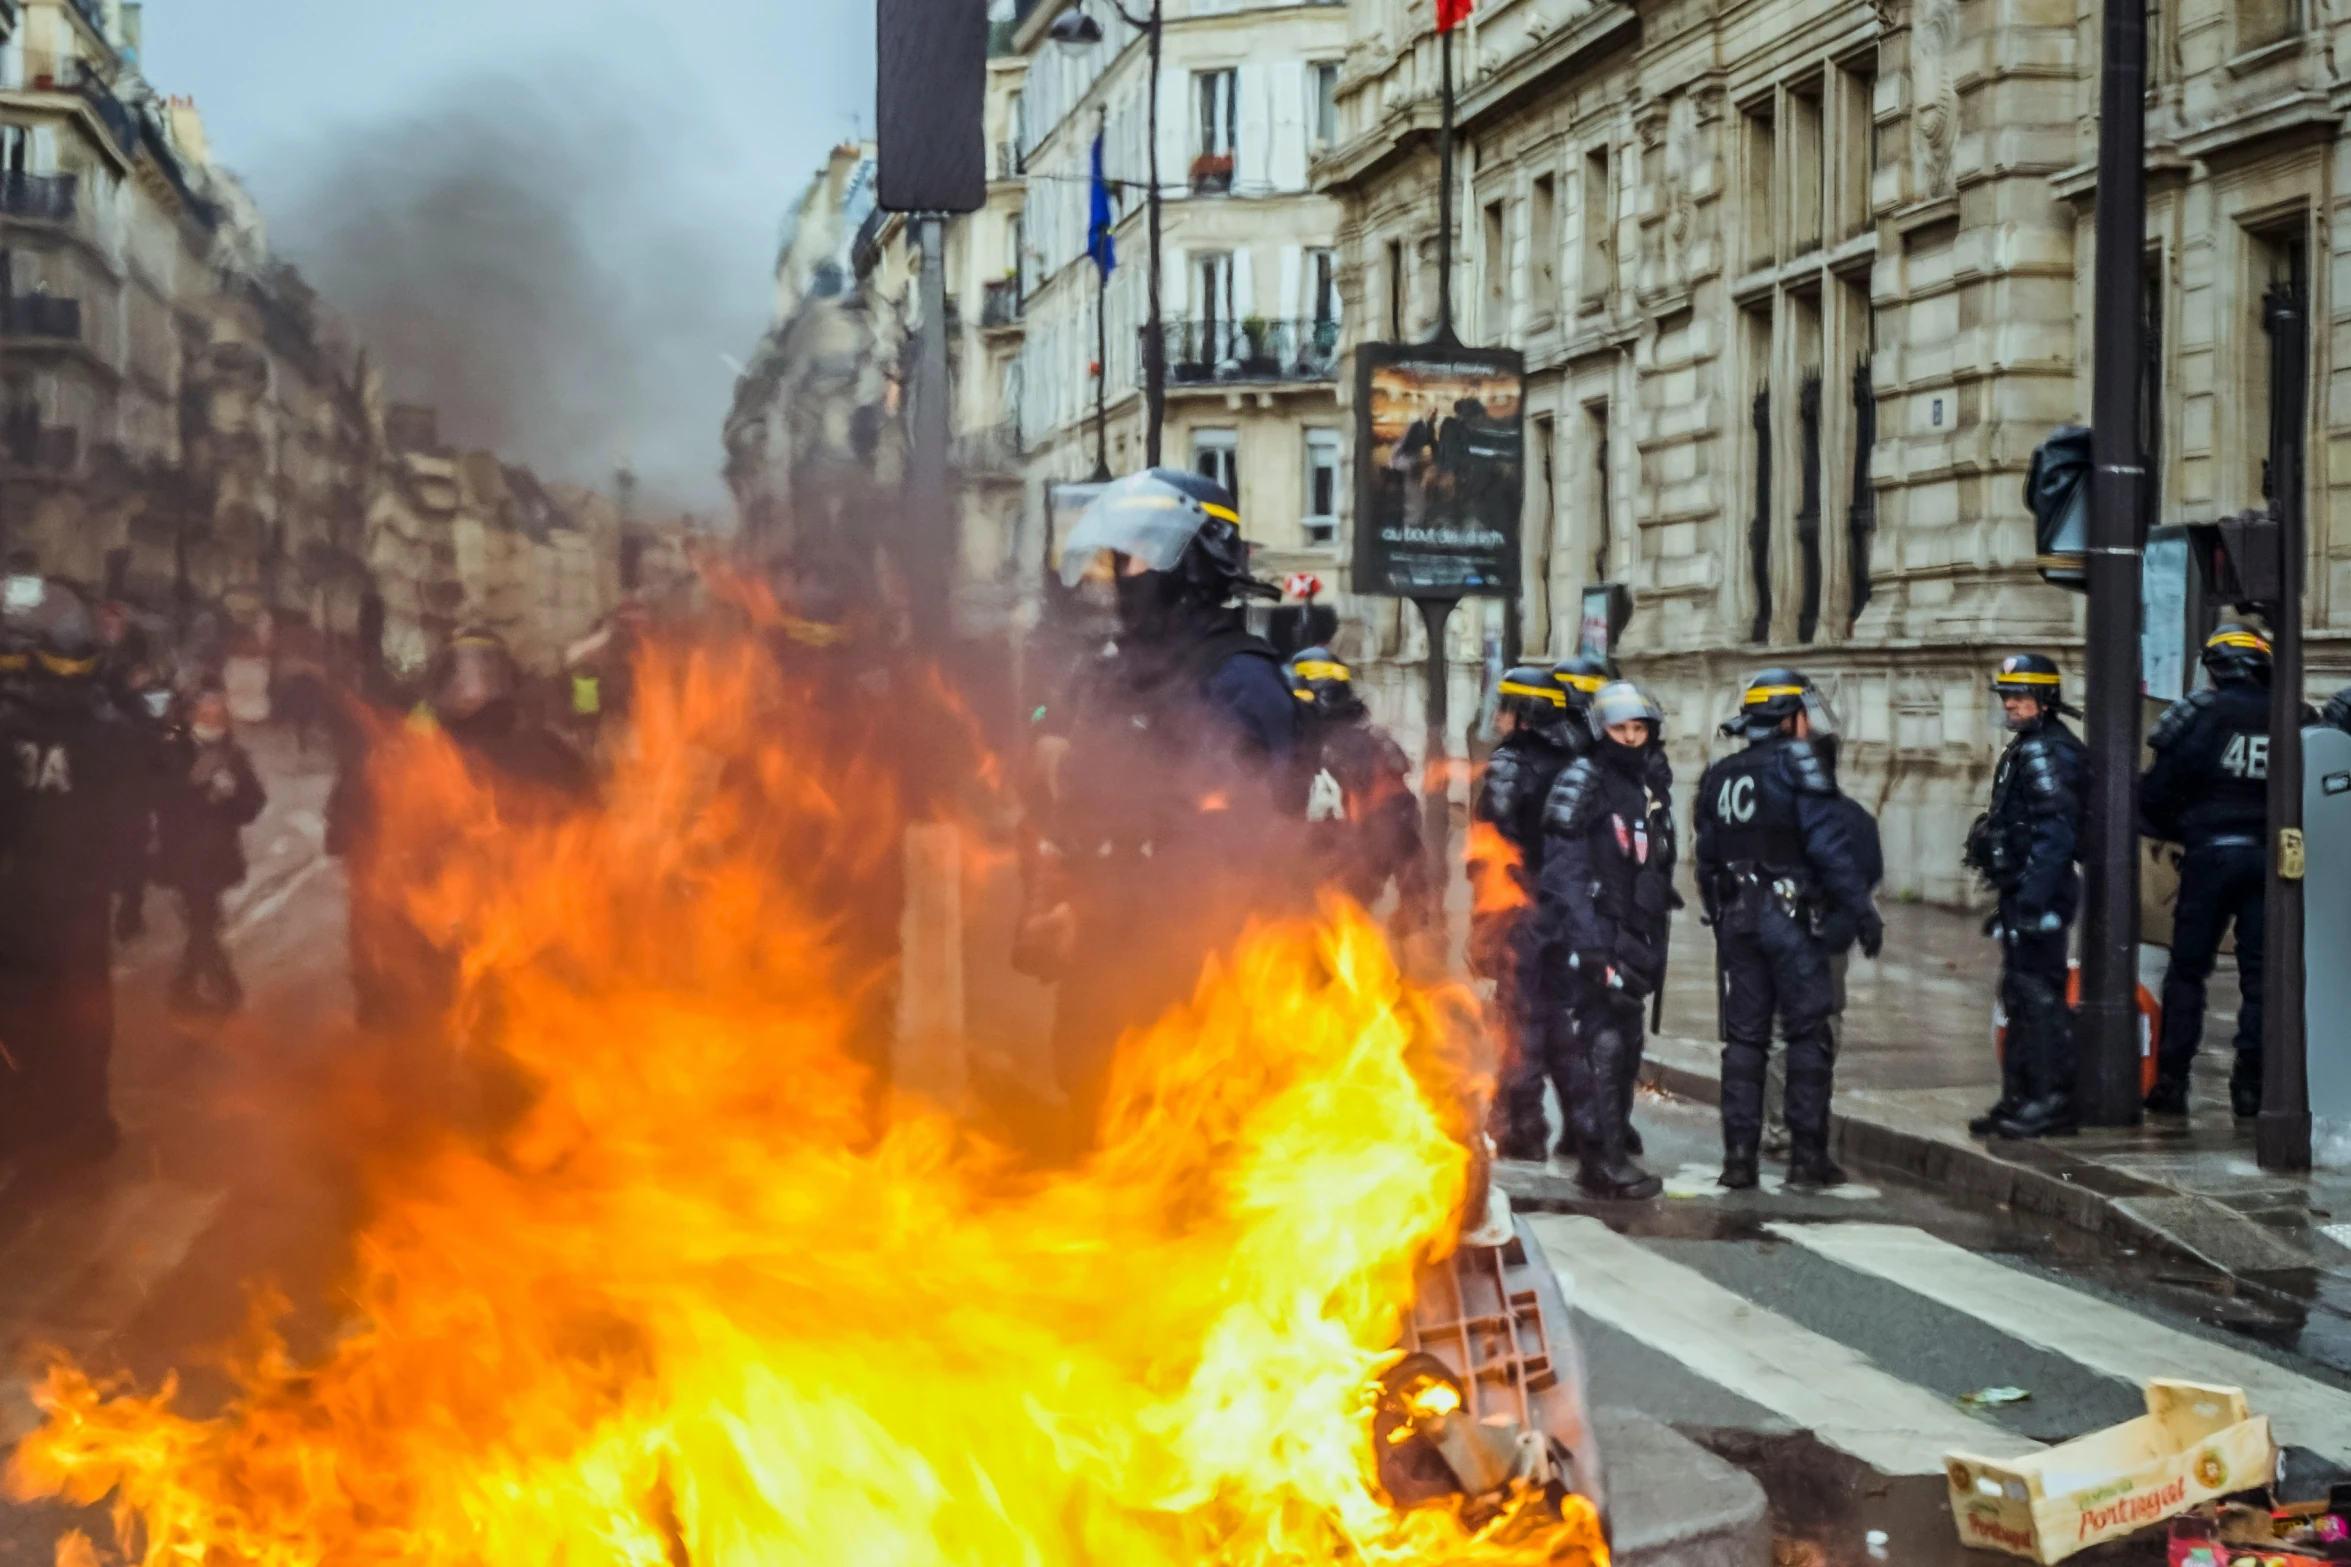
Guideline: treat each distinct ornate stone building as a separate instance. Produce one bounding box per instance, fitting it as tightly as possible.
[1317,0,2350,905]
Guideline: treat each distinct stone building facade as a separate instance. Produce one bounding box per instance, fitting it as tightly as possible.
[0,0,650,682]
[1315,0,2351,905]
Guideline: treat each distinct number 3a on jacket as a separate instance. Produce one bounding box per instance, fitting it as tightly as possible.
[14,740,70,794]
[2220,733,2270,781]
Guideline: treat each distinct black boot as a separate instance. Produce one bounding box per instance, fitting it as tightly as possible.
[1573,1013,1662,1201]
[1993,1095,2078,1139]
[1969,1037,2032,1136]
[1719,1148,1760,1190]
[2144,1072,2191,1117]
[1785,1143,1848,1190]
[1618,1033,1646,1157]
[2230,1052,2263,1120]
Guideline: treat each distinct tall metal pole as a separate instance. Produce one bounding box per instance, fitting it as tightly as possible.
[2075,0,2149,1128]
[911,216,954,655]
[1419,596,1459,888]
[1435,23,1457,345]
[1093,108,1113,484]
[1142,0,1165,467]
[2260,275,2311,1172]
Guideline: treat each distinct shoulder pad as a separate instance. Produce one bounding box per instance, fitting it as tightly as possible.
[2015,734,2073,804]
[1542,757,1604,839]
[1476,746,1526,823]
[1780,738,1839,797]
[2149,690,2214,753]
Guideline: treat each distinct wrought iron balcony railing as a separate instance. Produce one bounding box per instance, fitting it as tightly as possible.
[1144,318,1340,387]
[0,171,76,223]
[953,420,1022,474]
[4,293,80,340]
[981,277,1023,329]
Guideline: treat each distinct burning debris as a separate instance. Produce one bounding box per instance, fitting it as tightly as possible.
[5,608,1606,1567]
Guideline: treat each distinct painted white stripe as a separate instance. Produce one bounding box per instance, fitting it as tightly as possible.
[1528,1214,2042,1475]
[1769,1222,2351,1464]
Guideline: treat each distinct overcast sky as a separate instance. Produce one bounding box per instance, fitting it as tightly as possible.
[142,0,877,514]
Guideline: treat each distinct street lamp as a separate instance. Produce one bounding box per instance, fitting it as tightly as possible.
[1049,0,1165,471]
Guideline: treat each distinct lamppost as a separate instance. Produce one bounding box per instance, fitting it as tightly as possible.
[1048,0,1165,470]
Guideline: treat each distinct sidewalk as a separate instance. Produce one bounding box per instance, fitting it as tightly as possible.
[1633,900,2351,1281]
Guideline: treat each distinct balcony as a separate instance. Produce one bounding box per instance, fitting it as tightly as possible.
[4,293,80,340]
[981,277,1023,329]
[953,420,1023,475]
[0,171,76,223]
[1189,152,1234,196]
[995,141,1024,181]
[1147,318,1340,387]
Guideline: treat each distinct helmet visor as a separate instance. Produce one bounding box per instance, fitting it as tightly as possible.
[1057,473,1216,587]
[1589,681,1665,740]
[1802,685,1840,741]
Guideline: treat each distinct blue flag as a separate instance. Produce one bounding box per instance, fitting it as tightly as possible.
[1088,131,1117,276]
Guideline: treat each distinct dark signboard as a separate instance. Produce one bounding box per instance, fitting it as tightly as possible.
[1353,341,1525,598]
[875,0,987,215]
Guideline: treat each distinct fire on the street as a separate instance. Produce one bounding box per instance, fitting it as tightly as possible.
[6,611,1605,1567]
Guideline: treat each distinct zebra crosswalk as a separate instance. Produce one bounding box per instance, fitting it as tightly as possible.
[1528,1212,2351,1482]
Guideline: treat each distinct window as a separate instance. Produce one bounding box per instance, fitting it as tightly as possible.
[1193,250,1234,338]
[1195,67,1238,158]
[1313,62,1340,146]
[1194,428,1240,504]
[1789,78,1824,257]
[1530,174,1558,320]
[1309,248,1339,326]
[1304,430,1341,545]
[1836,58,1876,241]
[2242,0,2302,50]
[1742,100,1776,270]
[1482,199,1508,337]
[1580,146,1612,304]
[1386,238,1405,337]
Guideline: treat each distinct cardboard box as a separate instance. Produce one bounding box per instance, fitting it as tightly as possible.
[1946,1381,2276,1564]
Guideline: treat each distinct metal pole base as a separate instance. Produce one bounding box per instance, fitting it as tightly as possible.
[2257,1109,2311,1173]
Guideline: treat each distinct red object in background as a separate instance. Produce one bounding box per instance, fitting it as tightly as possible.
[1436,0,1474,32]
[1995,961,2160,1095]
[1284,572,1322,601]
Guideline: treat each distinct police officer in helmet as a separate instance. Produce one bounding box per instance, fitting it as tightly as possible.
[1284,647,1428,923]
[1695,670,1882,1190]
[1539,681,1676,1198]
[1023,469,1298,1143]
[2324,685,2351,736]
[1965,654,2088,1139]
[1475,659,1598,1162]
[2142,624,2310,1118]
[0,581,151,1167]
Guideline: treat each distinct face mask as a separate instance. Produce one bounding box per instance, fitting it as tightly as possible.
[142,690,171,718]
[191,724,226,745]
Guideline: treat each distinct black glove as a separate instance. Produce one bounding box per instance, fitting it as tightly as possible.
[1981,909,2003,940]
[1858,909,1885,960]
[1570,950,1623,991]
[1817,912,1859,956]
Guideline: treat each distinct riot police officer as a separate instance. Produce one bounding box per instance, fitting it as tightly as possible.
[1021,469,1299,1143]
[2142,624,2308,1118]
[1474,659,1598,1161]
[2324,685,2351,736]
[0,583,153,1167]
[1695,670,1881,1190]
[1285,647,1428,922]
[1538,681,1676,1199]
[1964,654,2088,1139]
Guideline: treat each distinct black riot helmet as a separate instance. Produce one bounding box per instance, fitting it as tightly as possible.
[1059,468,1275,641]
[1551,654,1610,723]
[1285,645,1366,722]
[2324,686,2351,736]
[1991,652,2075,726]
[1496,662,1575,744]
[1589,680,1666,749]
[16,578,101,706]
[1730,667,1838,742]
[427,625,520,725]
[2202,623,2273,687]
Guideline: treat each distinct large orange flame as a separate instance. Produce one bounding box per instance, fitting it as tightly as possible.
[8,619,1604,1567]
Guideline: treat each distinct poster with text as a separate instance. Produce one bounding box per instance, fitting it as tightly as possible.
[1353,343,1525,597]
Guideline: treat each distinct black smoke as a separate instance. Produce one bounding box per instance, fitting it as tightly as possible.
[263,64,761,511]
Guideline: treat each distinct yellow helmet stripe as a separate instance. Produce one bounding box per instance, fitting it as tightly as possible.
[2208,631,2270,651]
[1744,684,1806,702]
[1995,671,2063,686]
[1557,673,1606,693]
[1499,680,1568,706]
[1200,502,1240,524]
[1292,660,1351,683]
[35,651,96,678]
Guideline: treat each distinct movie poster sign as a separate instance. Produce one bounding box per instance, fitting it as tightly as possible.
[1353,342,1525,598]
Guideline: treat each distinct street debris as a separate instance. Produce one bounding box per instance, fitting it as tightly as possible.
[2169,1484,2351,1563]
[1946,1379,2276,1562]
[1962,1386,2034,1409]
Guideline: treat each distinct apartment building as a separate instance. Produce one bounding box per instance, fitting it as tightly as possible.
[1008,0,1353,591]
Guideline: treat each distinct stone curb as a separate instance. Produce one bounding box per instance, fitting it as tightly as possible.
[1634,1035,2320,1280]
[1598,1406,1772,1567]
